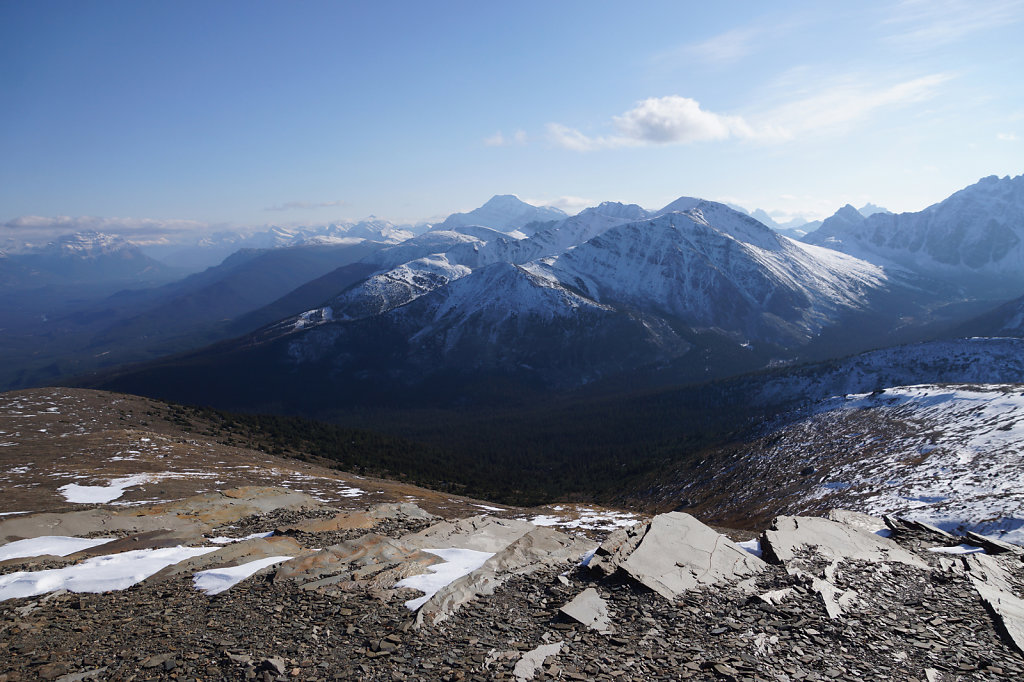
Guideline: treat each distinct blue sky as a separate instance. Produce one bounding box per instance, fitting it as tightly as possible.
[2,0,1022,237]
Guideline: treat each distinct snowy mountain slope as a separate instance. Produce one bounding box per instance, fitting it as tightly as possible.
[363,229,488,270]
[437,195,567,234]
[281,261,690,386]
[803,174,1024,290]
[326,255,472,322]
[439,201,652,270]
[654,383,1024,544]
[748,337,1024,408]
[532,201,887,345]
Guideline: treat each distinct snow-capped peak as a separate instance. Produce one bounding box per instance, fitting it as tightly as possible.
[437,195,567,234]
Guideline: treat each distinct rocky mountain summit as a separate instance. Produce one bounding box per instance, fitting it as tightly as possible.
[2,387,1024,681]
[2,487,1023,681]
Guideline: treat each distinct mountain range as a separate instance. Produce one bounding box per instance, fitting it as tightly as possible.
[0,173,1019,420]
[76,174,1022,417]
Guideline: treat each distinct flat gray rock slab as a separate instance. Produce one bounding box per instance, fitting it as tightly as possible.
[827,509,888,535]
[811,577,856,619]
[973,580,1024,654]
[966,531,1024,556]
[404,515,536,553]
[763,515,928,569]
[590,512,766,600]
[966,554,1016,594]
[560,587,613,633]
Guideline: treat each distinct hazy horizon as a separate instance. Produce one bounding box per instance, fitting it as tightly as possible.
[3,1,1023,241]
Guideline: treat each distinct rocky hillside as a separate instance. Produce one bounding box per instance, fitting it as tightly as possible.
[2,488,1023,680]
[636,382,1024,540]
[2,388,1024,681]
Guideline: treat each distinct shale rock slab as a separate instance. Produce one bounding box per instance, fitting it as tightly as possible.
[560,587,614,633]
[589,512,766,600]
[763,515,928,569]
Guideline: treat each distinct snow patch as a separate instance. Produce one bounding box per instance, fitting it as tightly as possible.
[208,531,275,544]
[192,556,292,595]
[0,536,115,562]
[0,546,218,601]
[58,474,152,503]
[395,547,494,610]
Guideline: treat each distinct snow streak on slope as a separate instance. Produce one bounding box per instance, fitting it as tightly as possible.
[408,262,614,350]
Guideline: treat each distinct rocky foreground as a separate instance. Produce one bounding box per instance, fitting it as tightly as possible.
[1,488,1023,681]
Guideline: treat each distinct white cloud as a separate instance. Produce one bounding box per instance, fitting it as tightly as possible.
[548,96,779,151]
[997,132,1019,141]
[883,0,1024,49]
[263,199,347,211]
[484,130,527,147]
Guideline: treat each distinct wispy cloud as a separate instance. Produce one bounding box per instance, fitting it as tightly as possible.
[673,27,762,65]
[263,200,347,212]
[997,132,1019,141]
[548,96,783,151]
[484,130,528,147]
[760,72,954,136]
[882,0,1024,49]
[524,195,595,214]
